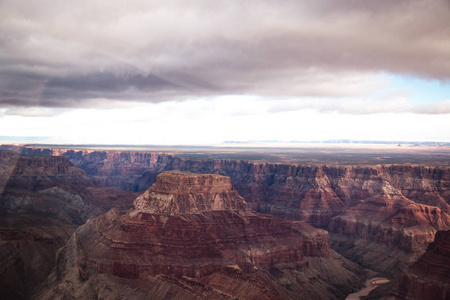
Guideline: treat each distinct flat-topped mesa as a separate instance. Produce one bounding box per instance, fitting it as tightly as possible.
[133,171,249,215]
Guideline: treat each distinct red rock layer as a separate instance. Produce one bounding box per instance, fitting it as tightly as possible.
[76,208,328,279]
[7,148,450,277]
[0,150,140,299]
[39,172,368,299]
[6,148,450,227]
[388,230,450,300]
[41,215,361,299]
[329,196,450,274]
[0,150,94,191]
[134,171,249,214]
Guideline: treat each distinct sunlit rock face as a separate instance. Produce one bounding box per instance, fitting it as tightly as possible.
[133,171,249,215]
[39,171,369,300]
[329,196,450,275]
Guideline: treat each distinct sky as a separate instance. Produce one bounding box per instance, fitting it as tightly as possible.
[0,0,449,145]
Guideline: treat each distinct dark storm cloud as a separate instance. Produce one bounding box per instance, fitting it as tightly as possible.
[42,73,182,103]
[1,72,218,107]
[0,0,449,109]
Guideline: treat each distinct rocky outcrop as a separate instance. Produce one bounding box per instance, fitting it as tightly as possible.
[6,147,175,191]
[387,230,450,300]
[134,171,249,214]
[5,147,449,225]
[329,196,450,275]
[0,150,139,299]
[39,171,369,300]
[0,151,98,221]
[0,150,95,193]
[61,151,450,227]
[4,147,450,277]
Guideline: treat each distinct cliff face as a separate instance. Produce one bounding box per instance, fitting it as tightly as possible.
[9,148,449,221]
[0,150,94,191]
[134,171,249,214]
[53,150,450,226]
[388,230,450,300]
[329,197,450,275]
[6,147,450,277]
[0,151,94,299]
[0,150,139,299]
[40,171,369,300]
[0,151,98,222]
[7,147,174,191]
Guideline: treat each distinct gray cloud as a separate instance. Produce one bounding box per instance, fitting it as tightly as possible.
[0,0,449,109]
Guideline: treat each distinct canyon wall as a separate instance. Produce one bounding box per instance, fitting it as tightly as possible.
[387,230,450,300]
[4,146,450,277]
[39,171,369,300]
[9,147,449,224]
[0,150,139,299]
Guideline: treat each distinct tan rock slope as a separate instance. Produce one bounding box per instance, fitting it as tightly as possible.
[39,171,369,300]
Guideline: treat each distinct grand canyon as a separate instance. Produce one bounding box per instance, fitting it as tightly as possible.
[0,144,449,299]
[2,0,450,299]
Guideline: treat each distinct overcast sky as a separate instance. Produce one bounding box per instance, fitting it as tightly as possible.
[1,0,449,144]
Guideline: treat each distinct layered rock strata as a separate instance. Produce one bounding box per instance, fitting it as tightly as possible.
[329,194,450,275]
[5,147,450,276]
[39,171,369,300]
[387,230,450,300]
[0,150,95,192]
[0,151,98,223]
[0,150,139,299]
[5,147,449,227]
[134,171,249,214]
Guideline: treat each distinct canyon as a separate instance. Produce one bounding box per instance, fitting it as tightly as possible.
[388,230,450,299]
[37,171,369,299]
[1,145,449,299]
[0,150,139,299]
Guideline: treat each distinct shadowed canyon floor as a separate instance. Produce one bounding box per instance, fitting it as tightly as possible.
[1,145,449,299]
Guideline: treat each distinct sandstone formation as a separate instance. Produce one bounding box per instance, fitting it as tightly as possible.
[387,230,450,300]
[3,147,450,279]
[134,171,249,214]
[329,193,450,275]
[7,147,449,222]
[44,149,450,225]
[39,171,369,300]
